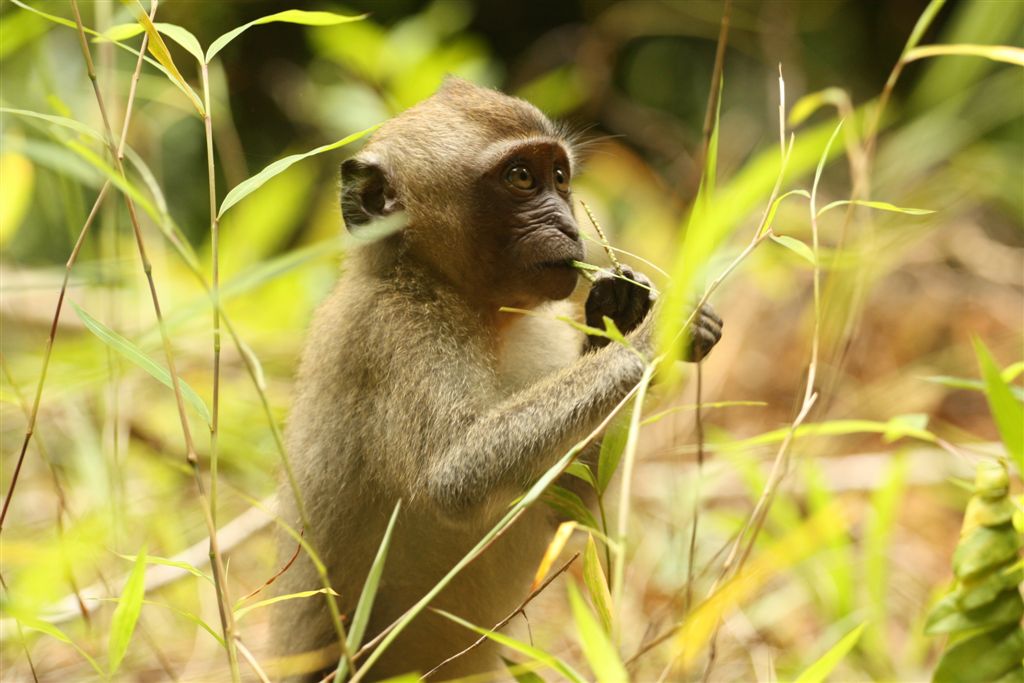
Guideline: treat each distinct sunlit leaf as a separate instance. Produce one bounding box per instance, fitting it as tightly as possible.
[973,338,1024,473]
[71,302,212,426]
[434,609,586,683]
[933,624,1024,683]
[206,9,366,62]
[770,234,815,265]
[816,199,934,217]
[582,535,613,634]
[531,521,576,591]
[116,553,212,584]
[18,615,103,675]
[793,622,866,683]
[234,588,338,622]
[597,412,629,494]
[125,2,204,115]
[0,151,33,246]
[108,546,147,675]
[502,656,547,683]
[788,87,849,127]
[218,126,376,217]
[333,501,402,680]
[566,581,627,683]
[904,43,1024,67]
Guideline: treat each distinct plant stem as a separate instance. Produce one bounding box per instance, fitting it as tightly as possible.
[68,2,240,679]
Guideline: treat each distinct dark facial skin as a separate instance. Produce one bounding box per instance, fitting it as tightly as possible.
[470,141,584,305]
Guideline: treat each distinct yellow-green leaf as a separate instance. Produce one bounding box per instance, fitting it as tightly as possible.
[0,151,33,246]
[206,10,365,63]
[234,588,337,622]
[973,338,1024,473]
[71,303,211,426]
[793,622,867,683]
[771,233,815,265]
[218,126,376,217]
[904,43,1024,67]
[582,535,613,634]
[108,546,147,675]
[124,2,204,115]
[816,199,934,217]
[566,581,627,683]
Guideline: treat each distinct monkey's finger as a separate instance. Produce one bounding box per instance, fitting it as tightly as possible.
[685,326,720,361]
[699,303,723,328]
[695,313,722,340]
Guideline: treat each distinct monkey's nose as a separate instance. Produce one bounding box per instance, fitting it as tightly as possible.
[558,221,580,242]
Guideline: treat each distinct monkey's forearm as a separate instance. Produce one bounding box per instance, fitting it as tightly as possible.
[426,343,645,513]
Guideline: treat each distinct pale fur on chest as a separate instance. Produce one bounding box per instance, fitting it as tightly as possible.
[495,300,585,393]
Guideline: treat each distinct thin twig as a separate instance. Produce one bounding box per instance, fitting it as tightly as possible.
[420,553,580,679]
[237,638,273,683]
[68,2,240,679]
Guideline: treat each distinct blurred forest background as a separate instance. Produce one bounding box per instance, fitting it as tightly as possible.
[1,0,1022,681]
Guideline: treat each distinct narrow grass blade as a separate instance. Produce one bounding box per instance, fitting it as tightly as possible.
[597,412,629,494]
[218,126,376,217]
[973,338,1024,472]
[904,43,1024,66]
[116,552,212,584]
[71,302,212,426]
[788,88,849,127]
[816,199,934,217]
[18,615,104,675]
[108,546,148,675]
[714,417,937,452]
[502,656,548,683]
[566,581,627,683]
[793,622,867,683]
[333,501,402,680]
[234,588,337,622]
[206,10,365,62]
[434,609,586,683]
[582,535,614,634]
[95,22,203,64]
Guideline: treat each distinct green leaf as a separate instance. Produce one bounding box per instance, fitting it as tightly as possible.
[125,2,204,116]
[770,234,815,265]
[957,566,1024,612]
[116,552,213,584]
[905,43,1024,67]
[206,10,365,62]
[542,485,599,530]
[933,624,1024,683]
[434,609,586,683]
[566,581,627,683]
[17,615,104,675]
[218,126,376,217]
[923,375,1024,402]
[582,535,614,634]
[793,622,867,683]
[334,501,402,680]
[563,461,597,489]
[234,588,337,622]
[758,189,810,238]
[597,412,630,494]
[788,87,850,127]
[926,589,1024,634]
[95,22,203,64]
[502,656,548,683]
[71,302,211,426]
[108,545,147,675]
[973,338,1024,473]
[883,413,930,443]
[816,199,934,217]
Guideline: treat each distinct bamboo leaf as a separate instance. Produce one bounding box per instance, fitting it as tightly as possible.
[793,622,867,683]
[333,501,402,680]
[788,87,849,127]
[566,581,627,683]
[816,199,934,217]
[771,233,815,265]
[531,521,576,591]
[124,1,204,115]
[758,189,810,238]
[973,338,1024,473]
[234,588,338,622]
[904,43,1024,67]
[218,126,376,217]
[206,10,365,63]
[95,22,203,64]
[434,609,586,683]
[117,552,213,584]
[108,546,147,675]
[582,535,614,634]
[71,302,212,426]
[542,485,599,530]
[933,624,1024,683]
[18,615,104,675]
[502,656,548,683]
[597,411,630,494]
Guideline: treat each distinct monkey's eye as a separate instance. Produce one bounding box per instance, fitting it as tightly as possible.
[554,166,570,193]
[505,165,535,190]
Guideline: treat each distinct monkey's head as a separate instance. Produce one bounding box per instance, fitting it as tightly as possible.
[341,78,584,308]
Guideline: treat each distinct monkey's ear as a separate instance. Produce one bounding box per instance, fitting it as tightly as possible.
[340,157,401,231]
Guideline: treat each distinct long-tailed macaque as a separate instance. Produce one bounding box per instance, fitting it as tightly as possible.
[271,77,722,680]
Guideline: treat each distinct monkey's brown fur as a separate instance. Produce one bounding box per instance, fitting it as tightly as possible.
[271,78,720,680]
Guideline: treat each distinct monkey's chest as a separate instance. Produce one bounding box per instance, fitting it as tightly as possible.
[494,304,584,393]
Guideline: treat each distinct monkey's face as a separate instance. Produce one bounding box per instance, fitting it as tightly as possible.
[471,140,584,304]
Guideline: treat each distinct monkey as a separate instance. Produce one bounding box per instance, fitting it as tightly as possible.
[270,77,722,681]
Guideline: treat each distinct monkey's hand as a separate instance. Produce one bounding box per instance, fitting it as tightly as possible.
[584,267,656,352]
[683,303,723,361]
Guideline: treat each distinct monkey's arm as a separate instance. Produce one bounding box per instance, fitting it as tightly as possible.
[426,339,646,514]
